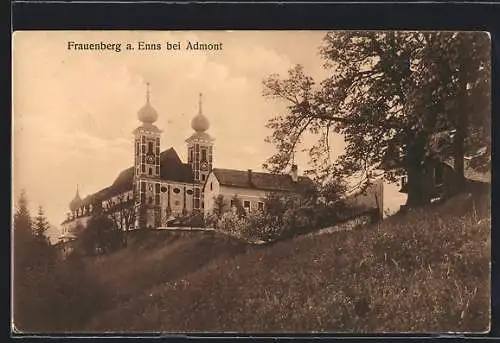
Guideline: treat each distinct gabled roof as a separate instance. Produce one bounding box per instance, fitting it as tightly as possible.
[210,168,315,193]
[79,147,193,206]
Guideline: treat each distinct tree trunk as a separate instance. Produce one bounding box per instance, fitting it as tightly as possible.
[405,165,427,207]
[453,79,468,193]
[404,131,431,208]
[453,47,469,193]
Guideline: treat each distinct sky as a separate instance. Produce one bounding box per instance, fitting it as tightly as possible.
[12,31,406,241]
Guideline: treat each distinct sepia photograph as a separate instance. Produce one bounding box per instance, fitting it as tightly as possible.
[12,30,491,334]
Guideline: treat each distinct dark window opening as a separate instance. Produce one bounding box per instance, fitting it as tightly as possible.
[161,186,168,193]
[156,166,160,175]
[149,196,153,204]
[195,171,199,180]
[148,142,153,154]
[210,182,213,191]
[155,183,160,193]
[194,199,200,208]
[141,145,146,153]
[173,188,181,194]
[142,155,145,163]
[243,201,250,208]
[201,174,206,181]
[136,142,140,155]
[149,168,152,175]
[201,149,207,161]
[195,188,200,197]
[186,189,193,195]
[258,202,264,211]
[141,164,145,172]
[155,195,160,205]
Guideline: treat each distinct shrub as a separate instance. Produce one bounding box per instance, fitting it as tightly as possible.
[217,212,247,237]
[204,213,219,228]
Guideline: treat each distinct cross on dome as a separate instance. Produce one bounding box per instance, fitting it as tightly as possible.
[198,92,203,114]
[146,82,151,103]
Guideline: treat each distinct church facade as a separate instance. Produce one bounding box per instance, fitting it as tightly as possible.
[60,86,315,237]
[61,87,214,233]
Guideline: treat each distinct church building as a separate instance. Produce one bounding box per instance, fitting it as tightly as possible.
[60,84,313,236]
[61,85,214,233]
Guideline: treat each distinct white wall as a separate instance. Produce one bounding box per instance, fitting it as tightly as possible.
[203,173,268,216]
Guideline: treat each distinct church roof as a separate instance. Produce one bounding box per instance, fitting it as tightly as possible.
[210,168,315,193]
[80,148,193,206]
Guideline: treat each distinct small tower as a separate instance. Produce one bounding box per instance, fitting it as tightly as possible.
[69,184,83,217]
[186,93,214,212]
[133,82,162,229]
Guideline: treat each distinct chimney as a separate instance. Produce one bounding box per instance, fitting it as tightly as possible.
[291,164,298,182]
[247,169,253,185]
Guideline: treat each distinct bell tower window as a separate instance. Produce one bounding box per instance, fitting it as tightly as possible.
[201,149,207,162]
[148,142,153,154]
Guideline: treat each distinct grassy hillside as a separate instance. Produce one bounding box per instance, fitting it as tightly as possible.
[81,230,252,321]
[84,193,490,333]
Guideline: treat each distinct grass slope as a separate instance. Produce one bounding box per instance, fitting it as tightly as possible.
[85,194,490,333]
[82,230,251,327]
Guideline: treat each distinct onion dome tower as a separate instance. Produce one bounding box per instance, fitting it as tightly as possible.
[186,93,214,212]
[133,82,162,229]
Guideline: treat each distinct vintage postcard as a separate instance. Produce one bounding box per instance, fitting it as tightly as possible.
[12,30,491,334]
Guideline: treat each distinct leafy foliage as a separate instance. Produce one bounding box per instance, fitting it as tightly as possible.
[74,214,123,256]
[214,192,361,242]
[262,31,490,206]
[12,191,108,332]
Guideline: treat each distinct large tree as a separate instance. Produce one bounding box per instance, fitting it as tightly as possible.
[263,31,490,207]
